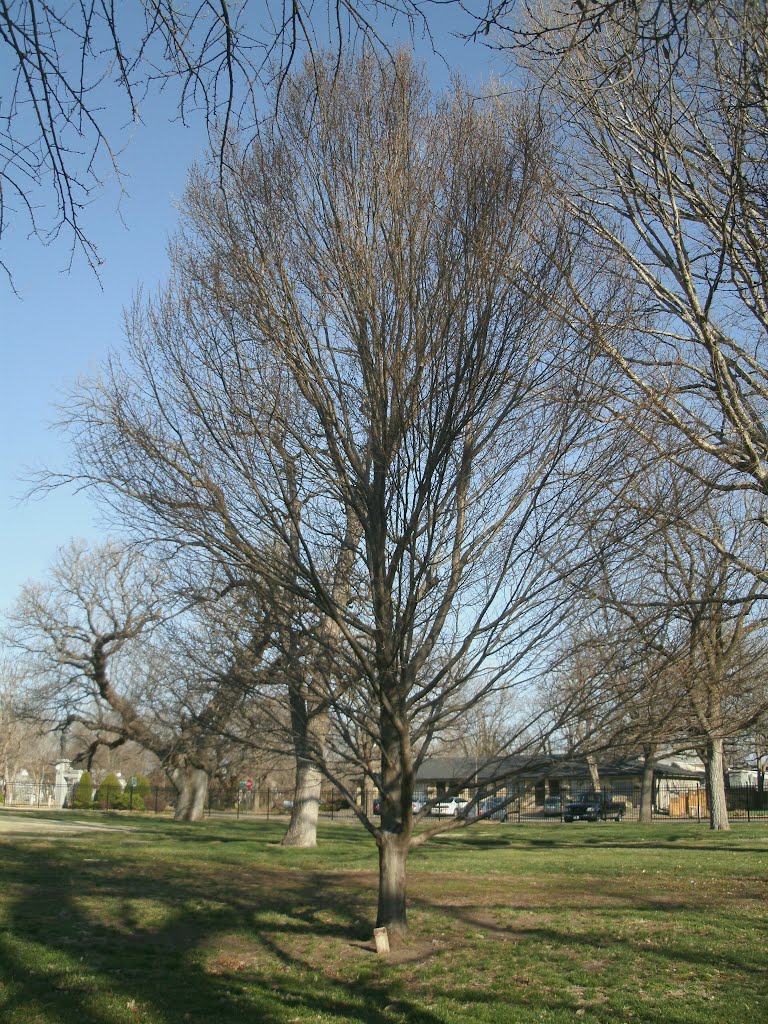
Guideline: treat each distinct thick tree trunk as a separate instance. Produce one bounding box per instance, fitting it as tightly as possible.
[706,736,730,831]
[281,683,328,847]
[376,832,409,941]
[639,747,656,823]
[281,756,322,847]
[171,766,209,822]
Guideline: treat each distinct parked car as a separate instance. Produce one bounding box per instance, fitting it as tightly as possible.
[542,796,564,817]
[563,792,625,822]
[432,795,467,816]
[373,796,426,815]
[477,796,510,821]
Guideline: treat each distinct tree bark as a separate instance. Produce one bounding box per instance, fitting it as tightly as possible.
[706,736,730,831]
[171,766,209,822]
[586,754,601,791]
[281,755,322,847]
[639,747,656,823]
[376,832,409,940]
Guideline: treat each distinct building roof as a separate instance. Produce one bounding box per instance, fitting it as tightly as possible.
[414,753,705,784]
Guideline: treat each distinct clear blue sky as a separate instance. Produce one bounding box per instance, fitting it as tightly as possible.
[0,7,504,616]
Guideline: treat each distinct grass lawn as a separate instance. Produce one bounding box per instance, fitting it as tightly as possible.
[0,812,765,1024]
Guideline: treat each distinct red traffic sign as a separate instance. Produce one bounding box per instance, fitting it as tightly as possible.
[245,778,254,791]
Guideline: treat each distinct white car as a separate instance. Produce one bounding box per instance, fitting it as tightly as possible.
[432,796,466,816]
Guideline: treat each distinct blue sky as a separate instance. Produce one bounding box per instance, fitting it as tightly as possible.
[0,7,504,616]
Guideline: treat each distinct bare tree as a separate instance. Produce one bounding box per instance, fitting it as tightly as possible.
[0,0,447,283]
[548,602,701,821]
[574,472,768,829]
[6,540,275,820]
[0,656,59,794]
[472,0,707,52]
[48,53,619,937]
[514,1,768,512]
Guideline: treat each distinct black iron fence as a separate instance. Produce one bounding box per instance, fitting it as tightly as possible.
[3,779,767,822]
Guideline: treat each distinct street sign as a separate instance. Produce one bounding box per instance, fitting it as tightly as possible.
[131,777,137,788]
[239,780,246,789]
[245,778,254,791]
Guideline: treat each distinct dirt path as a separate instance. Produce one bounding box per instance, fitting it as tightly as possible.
[0,811,138,834]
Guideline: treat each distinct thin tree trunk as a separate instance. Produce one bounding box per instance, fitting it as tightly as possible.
[171,766,209,822]
[639,746,656,823]
[376,832,409,940]
[706,736,730,831]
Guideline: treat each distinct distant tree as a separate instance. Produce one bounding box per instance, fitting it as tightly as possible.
[0,658,58,792]
[7,540,276,821]
[574,472,768,830]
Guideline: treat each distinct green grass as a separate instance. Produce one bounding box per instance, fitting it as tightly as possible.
[0,813,766,1023]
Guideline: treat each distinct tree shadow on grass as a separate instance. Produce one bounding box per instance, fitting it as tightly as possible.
[442,826,768,856]
[1,819,766,1024]
[0,840,445,1024]
[407,885,768,978]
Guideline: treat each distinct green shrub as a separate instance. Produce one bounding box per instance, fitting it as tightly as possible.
[133,774,152,800]
[111,789,145,811]
[94,772,124,809]
[72,770,95,809]
[108,773,151,810]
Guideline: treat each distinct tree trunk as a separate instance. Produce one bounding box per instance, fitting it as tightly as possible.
[281,682,328,847]
[586,754,601,791]
[171,766,209,822]
[706,736,730,831]
[376,832,409,941]
[281,756,322,847]
[639,747,656,823]
[281,512,359,848]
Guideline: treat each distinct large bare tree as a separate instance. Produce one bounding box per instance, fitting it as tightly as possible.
[50,53,620,937]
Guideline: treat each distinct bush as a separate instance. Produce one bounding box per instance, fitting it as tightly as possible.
[133,774,152,800]
[72,770,95,809]
[111,789,145,811]
[94,772,124,809]
[112,774,151,810]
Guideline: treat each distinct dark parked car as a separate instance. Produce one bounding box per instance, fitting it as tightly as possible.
[563,792,626,822]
